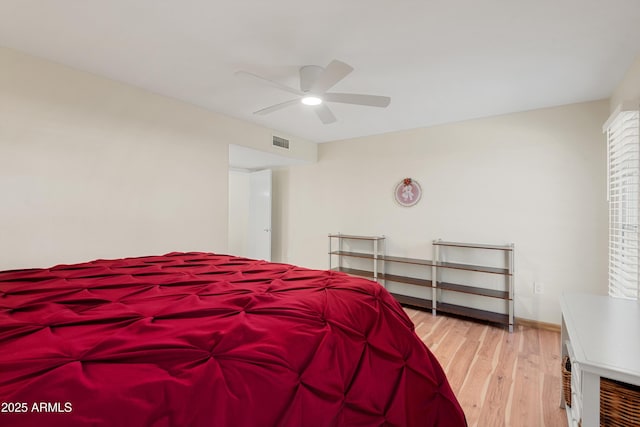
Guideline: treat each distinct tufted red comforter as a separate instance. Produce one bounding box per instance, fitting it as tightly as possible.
[0,252,465,427]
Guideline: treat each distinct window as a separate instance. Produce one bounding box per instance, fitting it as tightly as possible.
[606,107,640,300]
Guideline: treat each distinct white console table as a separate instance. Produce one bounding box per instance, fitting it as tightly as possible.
[560,293,640,427]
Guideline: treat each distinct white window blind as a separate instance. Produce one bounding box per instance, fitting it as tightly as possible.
[607,109,640,300]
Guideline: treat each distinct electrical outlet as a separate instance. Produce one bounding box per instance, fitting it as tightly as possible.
[534,281,544,294]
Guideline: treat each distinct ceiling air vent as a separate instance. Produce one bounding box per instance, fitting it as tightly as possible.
[272,135,290,149]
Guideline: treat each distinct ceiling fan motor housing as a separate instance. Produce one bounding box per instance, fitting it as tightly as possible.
[300,65,324,93]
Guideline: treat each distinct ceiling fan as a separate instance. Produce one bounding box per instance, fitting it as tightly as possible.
[235,60,391,124]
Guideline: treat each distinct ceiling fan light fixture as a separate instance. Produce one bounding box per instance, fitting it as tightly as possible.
[301,96,322,106]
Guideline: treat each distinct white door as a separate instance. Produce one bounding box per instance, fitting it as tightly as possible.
[247,169,272,261]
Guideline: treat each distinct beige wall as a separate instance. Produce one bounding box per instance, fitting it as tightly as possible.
[610,55,640,111]
[274,100,609,324]
[0,46,315,270]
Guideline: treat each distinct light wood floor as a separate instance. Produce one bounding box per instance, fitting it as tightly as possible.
[404,308,567,427]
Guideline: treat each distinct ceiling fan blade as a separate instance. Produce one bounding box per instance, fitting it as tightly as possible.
[254,98,301,115]
[314,104,337,124]
[310,60,354,94]
[324,93,391,108]
[235,70,304,96]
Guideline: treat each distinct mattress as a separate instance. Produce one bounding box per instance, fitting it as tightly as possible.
[0,252,466,426]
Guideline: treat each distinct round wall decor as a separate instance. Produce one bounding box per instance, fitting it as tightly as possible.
[394,178,422,207]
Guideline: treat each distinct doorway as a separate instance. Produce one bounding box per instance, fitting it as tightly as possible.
[228,144,308,261]
[228,168,272,261]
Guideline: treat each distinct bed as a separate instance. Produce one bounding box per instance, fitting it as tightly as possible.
[0,252,466,426]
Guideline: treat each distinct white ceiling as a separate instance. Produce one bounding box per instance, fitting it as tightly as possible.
[1,0,639,143]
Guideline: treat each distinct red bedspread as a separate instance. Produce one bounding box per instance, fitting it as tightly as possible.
[0,253,466,427]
